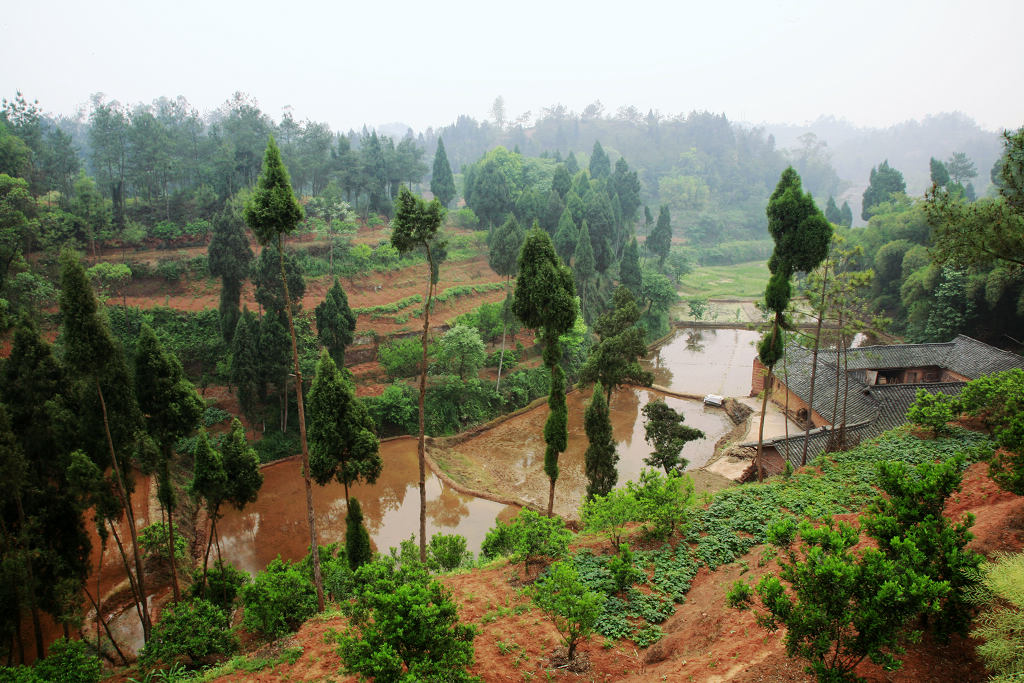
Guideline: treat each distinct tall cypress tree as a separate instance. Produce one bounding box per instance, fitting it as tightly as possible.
[315,278,356,369]
[620,237,642,298]
[430,138,456,208]
[308,350,381,505]
[553,207,578,265]
[584,382,617,500]
[207,209,253,342]
[513,227,577,516]
[755,168,832,480]
[244,136,325,611]
[135,324,203,603]
[648,205,672,269]
[551,164,571,199]
[391,186,445,561]
[230,308,261,427]
[583,189,615,273]
[573,220,596,323]
[824,196,842,225]
[589,141,611,180]
[59,252,150,640]
[188,429,227,594]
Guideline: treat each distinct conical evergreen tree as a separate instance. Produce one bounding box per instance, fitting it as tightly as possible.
[244,136,325,610]
[648,205,672,269]
[345,497,372,571]
[230,308,261,426]
[620,237,642,298]
[553,208,578,265]
[189,429,227,594]
[551,164,571,199]
[584,382,617,500]
[207,210,253,343]
[430,138,456,208]
[308,350,381,505]
[589,141,611,180]
[315,278,356,368]
[541,189,565,235]
[565,151,579,175]
[573,220,596,322]
[824,196,842,225]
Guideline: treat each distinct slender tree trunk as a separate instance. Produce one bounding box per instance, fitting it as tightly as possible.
[417,246,434,563]
[201,512,217,597]
[277,235,324,612]
[83,588,127,666]
[841,328,850,443]
[165,503,180,603]
[831,309,843,450]
[107,522,144,636]
[755,312,782,483]
[547,478,556,518]
[15,618,24,664]
[11,494,45,660]
[783,350,790,467]
[801,259,829,465]
[96,381,151,641]
[496,275,509,391]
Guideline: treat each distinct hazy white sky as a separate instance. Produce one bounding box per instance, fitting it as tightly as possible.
[3,0,1022,133]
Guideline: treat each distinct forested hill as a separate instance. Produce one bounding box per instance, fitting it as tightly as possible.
[762,112,1003,200]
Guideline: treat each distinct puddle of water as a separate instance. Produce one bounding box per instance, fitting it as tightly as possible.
[644,327,760,397]
[215,438,516,575]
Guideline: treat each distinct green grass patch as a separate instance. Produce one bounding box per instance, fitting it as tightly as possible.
[677,261,770,299]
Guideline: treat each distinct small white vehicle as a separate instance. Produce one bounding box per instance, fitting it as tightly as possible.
[703,394,724,407]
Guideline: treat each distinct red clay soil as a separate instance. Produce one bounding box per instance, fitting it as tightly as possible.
[161,459,1021,683]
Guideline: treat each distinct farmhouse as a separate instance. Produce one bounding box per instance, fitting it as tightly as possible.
[745,335,1024,475]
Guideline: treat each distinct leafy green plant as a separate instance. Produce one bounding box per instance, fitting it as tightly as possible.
[428,533,473,572]
[139,598,238,669]
[0,638,104,683]
[336,560,479,682]
[240,556,317,638]
[907,389,960,436]
[729,519,947,683]
[378,336,427,379]
[139,521,188,562]
[530,561,605,661]
[188,560,248,614]
[581,487,643,549]
[480,508,572,577]
[626,469,695,539]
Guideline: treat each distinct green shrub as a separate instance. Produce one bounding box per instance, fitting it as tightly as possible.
[428,533,473,572]
[907,389,960,436]
[480,508,571,575]
[378,336,425,379]
[959,369,1024,493]
[252,429,301,464]
[530,560,604,661]
[139,598,237,669]
[485,349,517,369]
[450,207,479,229]
[626,469,696,539]
[154,258,183,281]
[581,487,643,549]
[336,560,479,682]
[365,382,418,436]
[138,521,187,562]
[729,520,947,683]
[241,556,317,638]
[202,406,231,427]
[1,638,104,683]
[152,220,182,244]
[188,560,248,614]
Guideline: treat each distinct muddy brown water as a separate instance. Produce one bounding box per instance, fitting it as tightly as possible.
[215,438,517,576]
[643,326,760,397]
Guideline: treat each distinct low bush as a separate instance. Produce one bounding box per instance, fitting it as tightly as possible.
[428,533,473,572]
[138,522,187,563]
[139,598,238,669]
[0,638,103,683]
[378,336,426,379]
[907,389,960,436]
[188,560,248,614]
[241,556,317,638]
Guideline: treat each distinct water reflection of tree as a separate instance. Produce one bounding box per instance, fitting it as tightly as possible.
[611,388,641,449]
[685,331,706,353]
[427,486,470,528]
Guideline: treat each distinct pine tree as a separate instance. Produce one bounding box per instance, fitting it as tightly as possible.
[756,168,832,481]
[642,399,704,474]
[513,227,577,516]
[135,324,203,602]
[58,252,150,639]
[308,350,381,505]
[252,246,305,316]
[565,151,579,175]
[244,136,325,610]
[541,189,565,235]
[611,157,641,223]
[315,278,356,368]
[221,418,263,514]
[620,237,642,298]
[553,207,578,265]
[189,430,227,594]
[230,308,261,426]
[862,160,906,220]
[648,205,672,269]
[581,286,653,406]
[345,497,373,571]
[825,196,842,225]
[930,157,950,188]
[584,382,617,500]
[551,164,571,199]
[207,210,253,342]
[573,220,596,322]
[430,138,456,208]
[391,186,445,561]
[840,201,853,228]
[589,141,611,180]
[583,189,615,273]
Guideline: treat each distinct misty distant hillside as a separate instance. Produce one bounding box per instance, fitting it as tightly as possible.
[760,113,1004,209]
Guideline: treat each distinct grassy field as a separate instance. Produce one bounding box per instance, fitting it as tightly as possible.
[677,260,770,299]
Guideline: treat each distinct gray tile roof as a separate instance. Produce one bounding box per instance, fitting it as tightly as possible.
[743,335,1024,470]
